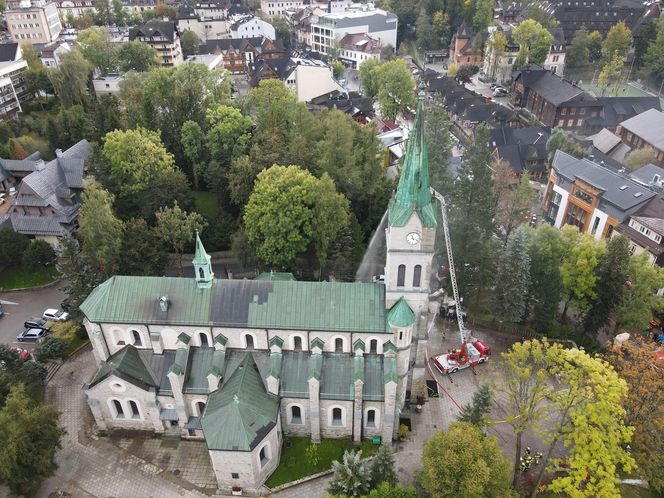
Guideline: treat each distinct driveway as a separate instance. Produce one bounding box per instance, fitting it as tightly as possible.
[0,282,66,351]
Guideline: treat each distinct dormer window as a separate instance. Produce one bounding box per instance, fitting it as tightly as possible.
[159,295,169,311]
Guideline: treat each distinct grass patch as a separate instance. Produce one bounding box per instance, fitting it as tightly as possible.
[265,437,379,489]
[193,191,219,219]
[0,265,59,290]
[62,334,89,358]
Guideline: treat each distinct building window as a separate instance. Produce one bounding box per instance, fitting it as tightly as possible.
[245,334,254,349]
[293,335,303,351]
[573,188,593,204]
[335,337,343,353]
[564,204,588,231]
[590,216,600,235]
[112,399,125,418]
[129,400,140,419]
[606,224,614,239]
[570,108,576,116]
[259,444,270,466]
[413,265,422,287]
[291,405,302,424]
[552,55,559,62]
[561,108,567,116]
[131,330,142,347]
[558,119,564,127]
[331,407,343,426]
[369,339,378,354]
[580,107,586,115]
[576,119,583,127]
[397,265,405,287]
[232,473,239,479]
[199,332,209,347]
[366,409,376,428]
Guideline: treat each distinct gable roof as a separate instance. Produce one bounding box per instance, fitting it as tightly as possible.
[129,21,177,43]
[202,352,279,451]
[596,96,661,128]
[619,108,664,150]
[516,64,592,106]
[0,43,20,62]
[80,275,390,333]
[89,345,160,389]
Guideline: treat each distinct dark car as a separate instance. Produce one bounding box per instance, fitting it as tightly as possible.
[24,317,51,331]
[16,327,48,342]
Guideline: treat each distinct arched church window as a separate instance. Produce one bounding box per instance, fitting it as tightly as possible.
[293,336,302,351]
[335,337,343,353]
[413,265,422,287]
[397,265,406,287]
[369,339,378,354]
[199,332,209,347]
[131,330,142,347]
[245,334,254,349]
[199,267,205,279]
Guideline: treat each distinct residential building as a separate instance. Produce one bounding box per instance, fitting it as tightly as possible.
[92,74,124,97]
[185,53,223,69]
[512,63,602,131]
[543,27,566,75]
[0,140,91,246]
[543,150,654,239]
[307,90,374,123]
[615,188,664,266]
[176,1,229,42]
[311,4,397,56]
[5,0,62,44]
[40,39,73,68]
[285,5,318,47]
[585,128,632,163]
[585,96,662,134]
[449,22,485,66]
[202,37,285,74]
[338,32,381,69]
[79,90,437,494]
[261,0,304,17]
[0,44,30,119]
[489,126,551,180]
[129,20,184,67]
[616,108,664,166]
[54,0,95,18]
[0,150,42,192]
[230,16,276,40]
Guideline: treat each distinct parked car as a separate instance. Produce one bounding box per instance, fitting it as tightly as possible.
[43,308,69,321]
[24,317,51,331]
[60,299,72,312]
[493,87,509,97]
[490,82,501,89]
[16,327,48,342]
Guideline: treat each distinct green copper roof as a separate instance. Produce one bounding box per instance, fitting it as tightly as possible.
[202,353,279,451]
[184,347,215,393]
[80,276,389,333]
[192,231,211,266]
[387,297,416,327]
[388,88,437,228]
[89,345,159,389]
[384,354,398,384]
[255,271,296,281]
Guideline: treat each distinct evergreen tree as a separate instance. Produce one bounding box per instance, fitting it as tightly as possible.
[370,444,398,487]
[458,383,492,427]
[566,27,590,69]
[493,227,531,322]
[57,233,105,316]
[528,224,565,332]
[424,98,452,196]
[639,16,664,87]
[416,7,433,50]
[583,235,630,335]
[546,128,591,163]
[328,450,372,497]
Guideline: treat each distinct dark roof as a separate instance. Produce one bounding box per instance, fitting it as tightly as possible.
[129,21,178,43]
[228,2,251,16]
[594,96,662,128]
[0,43,20,62]
[630,164,664,187]
[515,64,593,106]
[490,126,550,174]
[248,56,294,86]
[177,0,198,19]
[619,109,664,150]
[615,220,664,256]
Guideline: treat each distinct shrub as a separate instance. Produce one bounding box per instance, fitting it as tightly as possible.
[328,450,371,497]
[305,443,320,467]
[37,336,68,361]
[49,321,81,343]
[399,424,410,440]
[0,229,30,266]
[22,240,57,269]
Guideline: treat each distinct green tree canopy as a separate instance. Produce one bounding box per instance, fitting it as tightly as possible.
[155,201,205,273]
[374,60,416,120]
[528,224,565,331]
[602,21,632,60]
[328,450,371,497]
[206,104,253,167]
[615,252,664,330]
[566,27,591,69]
[546,127,591,163]
[512,19,554,66]
[560,225,604,317]
[587,30,603,62]
[77,26,117,73]
[359,58,381,98]
[180,30,201,57]
[640,16,664,88]
[48,49,92,107]
[117,40,159,72]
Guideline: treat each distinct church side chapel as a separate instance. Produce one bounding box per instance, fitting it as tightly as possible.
[80,89,436,492]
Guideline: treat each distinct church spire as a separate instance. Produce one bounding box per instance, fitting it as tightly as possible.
[193,230,214,288]
[388,83,437,228]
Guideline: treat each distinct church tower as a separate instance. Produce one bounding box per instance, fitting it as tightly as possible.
[384,86,437,313]
[193,231,214,288]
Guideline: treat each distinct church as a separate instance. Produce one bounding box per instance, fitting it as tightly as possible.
[80,89,437,493]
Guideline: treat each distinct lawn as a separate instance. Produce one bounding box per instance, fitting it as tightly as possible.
[193,191,219,219]
[265,437,380,489]
[0,265,60,290]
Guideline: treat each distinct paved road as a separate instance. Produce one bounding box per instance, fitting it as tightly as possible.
[0,282,66,351]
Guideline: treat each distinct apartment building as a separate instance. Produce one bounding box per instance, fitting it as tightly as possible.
[5,0,62,44]
[616,109,664,166]
[129,20,184,67]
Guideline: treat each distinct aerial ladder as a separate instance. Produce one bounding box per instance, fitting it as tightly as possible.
[430,187,491,374]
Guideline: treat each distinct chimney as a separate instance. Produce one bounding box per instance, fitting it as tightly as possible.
[55,149,63,158]
[327,0,331,13]
[588,154,594,161]
[34,159,45,171]
[159,295,170,312]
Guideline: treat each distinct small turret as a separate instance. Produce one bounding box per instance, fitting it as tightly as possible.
[192,231,214,288]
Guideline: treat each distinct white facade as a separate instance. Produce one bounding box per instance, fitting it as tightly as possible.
[231,16,276,40]
[177,17,229,41]
[0,59,29,117]
[40,41,73,68]
[92,75,123,97]
[6,1,62,44]
[261,0,304,17]
[311,4,397,55]
[284,58,344,102]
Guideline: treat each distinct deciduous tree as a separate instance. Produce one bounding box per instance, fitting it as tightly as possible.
[206,104,252,167]
[512,19,554,66]
[180,30,200,57]
[374,59,416,120]
[155,201,205,274]
[614,252,664,331]
[545,128,590,163]
[359,58,381,98]
[587,30,603,62]
[566,27,590,69]
[640,16,664,88]
[181,120,207,190]
[598,53,625,96]
[48,49,92,107]
[117,40,159,72]
[624,146,659,170]
[432,12,452,48]
[118,218,170,276]
[57,234,105,315]
[77,26,117,73]
[602,21,632,60]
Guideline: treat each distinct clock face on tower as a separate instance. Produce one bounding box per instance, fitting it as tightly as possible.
[406,232,421,245]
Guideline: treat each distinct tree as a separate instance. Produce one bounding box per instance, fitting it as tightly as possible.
[118,218,170,276]
[112,0,127,25]
[244,165,350,268]
[624,146,659,170]
[416,7,434,50]
[79,180,124,276]
[598,53,625,96]
[512,20,554,66]
[487,31,508,80]
[56,233,105,315]
[181,120,207,190]
[0,228,29,266]
[206,104,252,167]
[493,227,531,322]
[374,59,416,120]
[425,98,452,195]
[499,339,559,487]
[614,252,664,330]
[37,336,68,361]
[566,27,590,69]
[271,16,292,49]
[93,0,114,25]
[455,63,479,83]
[528,224,565,332]
[328,450,371,497]
[494,168,535,241]
[523,3,556,31]
[77,26,117,73]
[48,49,92,107]
[419,422,515,498]
[154,3,176,19]
[587,30,603,62]
[22,240,56,269]
[530,347,634,498]
[458,383,492,427]
[155,201,205,274]
[117,41,159,72]
[359,58,381,98]
[332,60,344,79]
[545,128,590,163]
[370,444,397,487]
[180,30,201,57]
[560,226,604,319]
[605,337,664,493]
[640,16,664,88]
[0,346,47,407]
[602,21,632,61]
[471,0,493,33]
[582,235,630,335]
[364,482,418,498]
[0,384,65,496]
[432,12,451,48]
